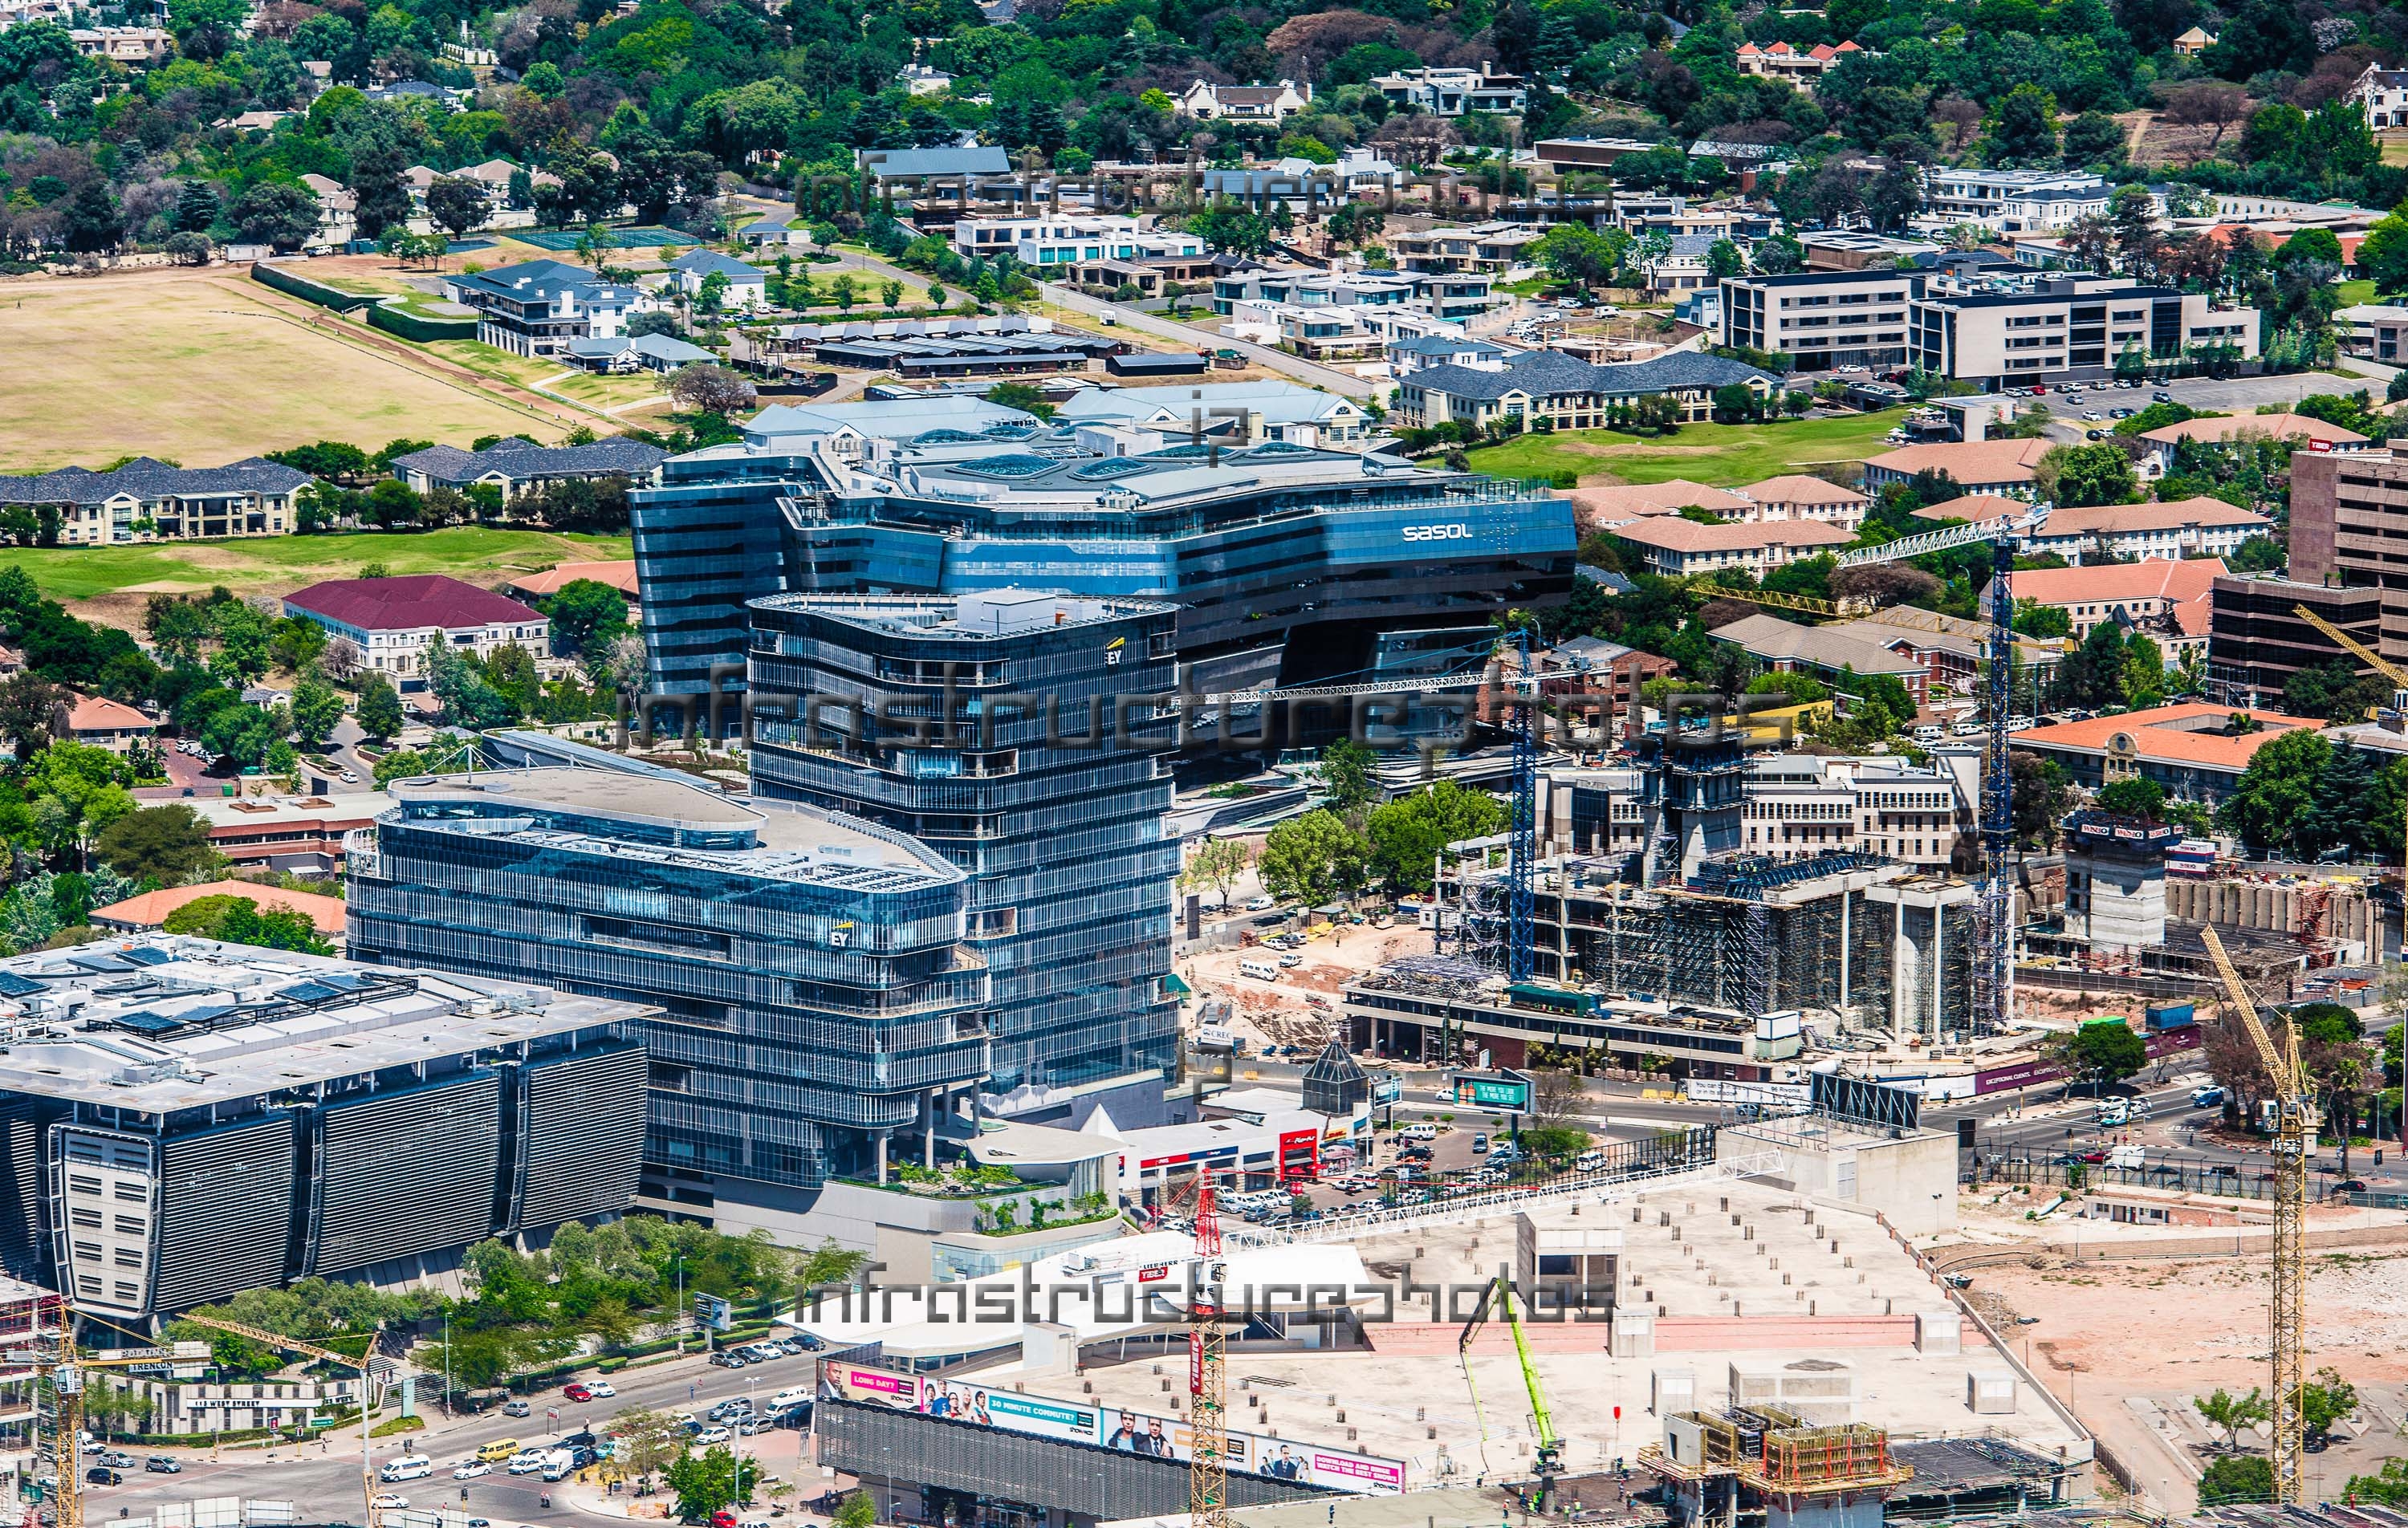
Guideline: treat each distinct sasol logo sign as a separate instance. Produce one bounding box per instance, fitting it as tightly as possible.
[1401,522,1474,543]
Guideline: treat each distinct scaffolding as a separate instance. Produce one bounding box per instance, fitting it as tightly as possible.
[1740,1424,1916,1496]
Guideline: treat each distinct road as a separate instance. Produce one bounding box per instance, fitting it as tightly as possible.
[93,1343,824,1524]
[813,244,1380,400]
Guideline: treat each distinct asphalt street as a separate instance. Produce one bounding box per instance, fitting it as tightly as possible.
[91,1344,823,1525]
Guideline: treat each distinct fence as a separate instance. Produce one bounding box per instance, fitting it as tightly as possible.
[366,305,477,341]
[1972,1152,2378,1202]
[251,262,378,311]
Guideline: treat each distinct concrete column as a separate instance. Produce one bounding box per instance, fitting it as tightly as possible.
[1838,890,1852,1010]
[1893,898,1907,1030]
[1930,901,1945,1039]
[924,1091,937,1169]
[876,1133,889,1186]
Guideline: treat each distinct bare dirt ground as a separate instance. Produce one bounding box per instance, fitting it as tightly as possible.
[1176,919,1435,1055]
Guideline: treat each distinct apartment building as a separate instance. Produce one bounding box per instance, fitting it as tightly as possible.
[2138,412,2370,474]
[1993,558,2224,642]
[2291,447,2408,662]
[2028,498,2272,564]
[1612,518,1855,580]
[1707,611,1933,704]
[1395,348,1784,433]
[952,215,1203,266]
[1371,63,1526,116]
[1573,474,1865,530]
[1389,222,1544,276]
[2206,575,2385,708]
[1718,269,1918,372]
[1909,275,2259,388]
[282,575,548,690]
[0,457,310,545]
[1544,754,1969,872]
[1866,438,2055,497]
[1918,169,2113,233]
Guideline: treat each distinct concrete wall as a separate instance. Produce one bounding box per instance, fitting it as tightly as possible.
[1722,1125,1959,1237]
[2164,879,2375,950]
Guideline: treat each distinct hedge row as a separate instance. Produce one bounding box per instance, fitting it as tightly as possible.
[368,304,478,341]
[252,262,379,312]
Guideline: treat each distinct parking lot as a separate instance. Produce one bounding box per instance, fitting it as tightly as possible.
[1950,368,2377,441]
[1215,1118,1584,1230]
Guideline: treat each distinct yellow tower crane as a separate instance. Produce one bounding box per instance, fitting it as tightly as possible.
[2200,925,2314,1506]
[2290,603,2408,909]
[174,1313,405,1528]
[8,1319,211,1528]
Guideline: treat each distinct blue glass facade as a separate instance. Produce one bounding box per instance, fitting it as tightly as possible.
[631,440,1577,704]
[348,770,989,1190]
[743,595,1181,1095]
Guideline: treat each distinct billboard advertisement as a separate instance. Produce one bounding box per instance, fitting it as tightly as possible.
[822,1363,1407,1492]
[1452,1075,1531,1110]
[1370,1074,1402,1106]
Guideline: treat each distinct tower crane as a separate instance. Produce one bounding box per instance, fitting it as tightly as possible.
[1456,1275,1563,1509]
[9,1319,210,1528]
[2200,925,2313,1505]
[1836,506,2052,1035]
[2287,604,2408,920]
[1174,1170,1231,1528]
[174,1313,404,1528]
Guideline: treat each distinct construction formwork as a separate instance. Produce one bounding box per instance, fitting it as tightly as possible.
[1528,884,1897,1019]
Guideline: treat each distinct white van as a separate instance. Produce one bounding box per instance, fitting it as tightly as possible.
[1574,1149,1604,1172]
[380,1457,433,1484]
[1401,1124,1438,1140]
[769,1386,814,1412]
[1911,724,1943,743]
[1238,957,1279,982]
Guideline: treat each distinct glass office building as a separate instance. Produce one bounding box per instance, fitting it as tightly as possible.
[629,399,1577,713]
[348,766,990,1204]
[745,591,1181,1098]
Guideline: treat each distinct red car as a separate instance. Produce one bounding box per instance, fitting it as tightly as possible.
[563,1384,594,1403]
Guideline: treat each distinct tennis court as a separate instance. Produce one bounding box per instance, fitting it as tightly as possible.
[511,225,698,250]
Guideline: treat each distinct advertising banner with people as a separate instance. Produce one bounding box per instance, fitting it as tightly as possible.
[823,1363,1406,1492]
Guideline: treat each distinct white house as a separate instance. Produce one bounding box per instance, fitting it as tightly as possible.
[664,250,769,310]
[952,214,1204,267]
[283,575,550,692]
[1369,63,1525,116]
[2353,60,2408,129]
[1178,79,1312,120]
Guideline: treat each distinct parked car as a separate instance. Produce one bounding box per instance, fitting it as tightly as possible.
[708,1351,746,1369]
[83,1470,120,1489]
[694,1426,734,1446]
[2152,389,2174,402]
[371,1496,408,1511]
[1245,896,1275,910]
[145,1458,181,1475]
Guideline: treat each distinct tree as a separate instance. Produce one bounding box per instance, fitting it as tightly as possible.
[289,676,344,750]
[2303,1367,2357,1440]
[163,894,332,955]
[832,1493,877,1528]
[2284,659,2390,725]
[669,365,758,417]
[1987,84,2060,165]
[94,806,221,885]
[2198,1455,2273,1506]
[424,177,488,238]
[173,179,221,234]
[1178,839,1252,904]
[546,580,632,658]
[830,274,859,311]
[2220,727,2331,849]
[1365,782,1507,894]
[667,1445,758,1520]
[2095,777,2166,819]
[982,382,1055,420]
[2062,112,2127,167]
[881,278,905,311]
[1706,239,1743,279]
[2011,751,2070,848]
[2036,443,2137,507]
[60,181,120,253]
[2193,1387,2268,1453]
[2052,1020,2147,1093]
[0,673,61,762]
[1320,738,1377,810]
[1256,810,1371,905]
[1186,205,1275,257]
[355,675,405,741]
[609,1405,686,1484]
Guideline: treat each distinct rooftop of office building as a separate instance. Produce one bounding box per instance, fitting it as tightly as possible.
[381,767,963,891]
[0,937,643,1113]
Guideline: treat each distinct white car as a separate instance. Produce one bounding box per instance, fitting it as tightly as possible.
[372,1496,409,1512]
[454,1461,492,1480]
[506,1452,550,1475]
[694,1425,733,1446]
[1245,896,1275,911]
[585,1380,616,1399]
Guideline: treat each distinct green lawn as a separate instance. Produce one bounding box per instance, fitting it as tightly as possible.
[3,527,631,607]
[2337,279,2378,309]
[1462,409,1906,487]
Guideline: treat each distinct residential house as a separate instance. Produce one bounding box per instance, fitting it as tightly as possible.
[954,214,1204,268]
[283,575,551,691]
[1389,222,1544,277]
[1370,63,1526,116]
[69,26,166,64]
[55,694,155,754]
[856,146,1014,185]
[1394,349,1783,432]
[563,332,716,373]
[1706,610,1933,702]
[1198,148,1400,209]
[503,561,642,615]
[388,437,669,500]
[1732,39,1871,91]
[2353,61,2408,129]
[1862,438,2055,497]
[1386,335,1509,375]
[2172,25,2216,53]
[296,173,357,249]
[900,62,955,96]
[1641,234,1723,299]
[0,457,311,545]
[1178,79,1312,120]
[740,215,811,249]
[663,249,769,311]
[1917,169,2114,233]
[2007,702,2325,805]
[1530,137,1668,173]
[1610,518,1855,580]
[401,158,524,221]
[442,258,647,358]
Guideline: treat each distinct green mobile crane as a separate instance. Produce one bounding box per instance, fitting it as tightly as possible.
[1458,1275,1564,1507]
